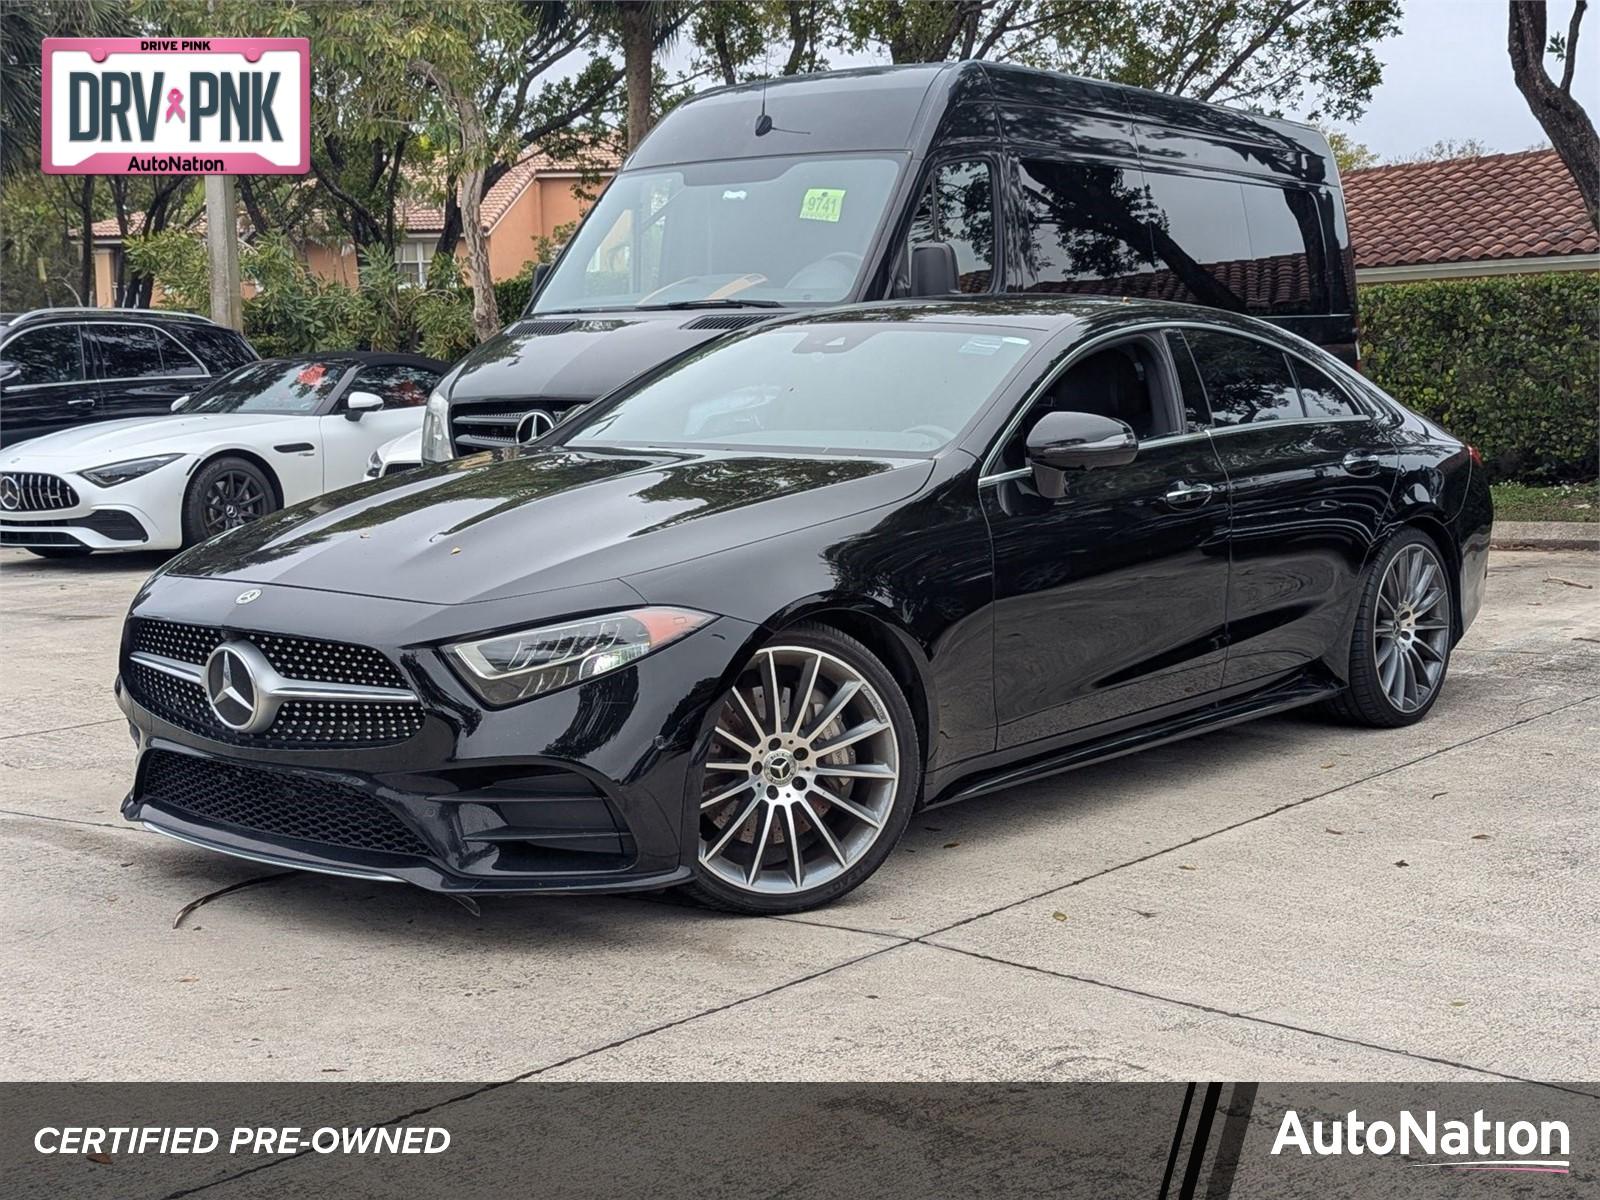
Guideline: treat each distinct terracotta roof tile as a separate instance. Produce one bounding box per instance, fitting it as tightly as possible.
[1343,148,1598,269]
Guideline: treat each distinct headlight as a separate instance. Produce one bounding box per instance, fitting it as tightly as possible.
[420,388,452,463]
[365,449,382,480]
[79,454,183,487]
[444,607,711,706]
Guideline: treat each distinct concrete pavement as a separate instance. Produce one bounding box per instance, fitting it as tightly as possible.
[1,546,1595,1082]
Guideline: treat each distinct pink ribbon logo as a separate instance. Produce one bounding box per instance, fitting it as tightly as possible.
[164,88,185,123]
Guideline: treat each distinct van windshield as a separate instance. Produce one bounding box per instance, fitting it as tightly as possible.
[533,155,904,313]
[562,322,1036,456]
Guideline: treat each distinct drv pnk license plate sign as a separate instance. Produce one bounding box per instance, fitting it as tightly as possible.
[42,37,309,175]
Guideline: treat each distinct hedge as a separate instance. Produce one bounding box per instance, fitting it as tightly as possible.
[1359,272,1599,483]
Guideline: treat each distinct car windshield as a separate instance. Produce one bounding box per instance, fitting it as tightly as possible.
[563,322,1037,456]
[533,155,904,313]
[181,360,346,415]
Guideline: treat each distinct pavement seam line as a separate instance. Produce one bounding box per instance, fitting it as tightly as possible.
[0,806,134,832]
[157,940,906,1198]
[914,940,1600,1098]
[0,717,124,741]
[919,691,1599,940]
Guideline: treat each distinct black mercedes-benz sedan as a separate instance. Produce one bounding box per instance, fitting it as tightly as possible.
[115,299,1492,913]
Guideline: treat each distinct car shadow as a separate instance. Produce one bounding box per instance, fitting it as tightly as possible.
[1,549,176,573]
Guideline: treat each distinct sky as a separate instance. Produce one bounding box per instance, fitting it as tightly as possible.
[1325,0,1600,160]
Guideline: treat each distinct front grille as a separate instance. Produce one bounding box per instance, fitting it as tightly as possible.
[0,472,79,512]
[448,398,586,453]
[124,618,425,748]
[140,749,432,857]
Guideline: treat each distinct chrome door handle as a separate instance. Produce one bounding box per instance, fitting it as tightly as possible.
[1164,481,1216,505]
[66,397,95,409]
[1342,451,1383,475]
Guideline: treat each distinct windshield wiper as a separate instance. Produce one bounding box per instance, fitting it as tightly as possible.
[636,299,787,310]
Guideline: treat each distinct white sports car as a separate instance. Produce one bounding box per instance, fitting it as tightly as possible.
[0,351,444,557]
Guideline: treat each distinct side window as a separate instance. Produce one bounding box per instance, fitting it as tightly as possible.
[996,339,1173,472]
[1181,329,1304,426]
[182,326,256,372]
[1239,184,1328,315]
[85,324,168,379]
[154,329,205,378]
[2,325,85,386]
[1165,331,1210,432]
[1140,172,1251,311]
[348,363,438,408]
[908,159,995,293]
[1291,356,1364,418]
[1017,159,1155,293]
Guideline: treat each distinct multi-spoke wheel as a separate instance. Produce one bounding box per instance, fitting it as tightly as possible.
[181,456,278,546]
[686,623,919,913]
[1328,529,1455,727]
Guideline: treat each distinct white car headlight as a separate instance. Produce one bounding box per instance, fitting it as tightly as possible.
[78,454,183,488]
[444,607,711,706]
[420,388,452,464]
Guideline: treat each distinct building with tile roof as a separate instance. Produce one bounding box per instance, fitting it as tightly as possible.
[1342,148,1599,283]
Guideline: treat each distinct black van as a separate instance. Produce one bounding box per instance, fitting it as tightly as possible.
[422,62,1356,462]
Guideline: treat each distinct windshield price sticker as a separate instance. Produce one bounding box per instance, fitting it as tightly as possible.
[799,188,846,223]
[42,37,310,174]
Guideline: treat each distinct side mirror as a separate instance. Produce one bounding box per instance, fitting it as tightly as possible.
[908,242,959,297]
[532,262,551,290]
[169,394,190,412]
[345,391,383,420]
[1025,411,1138,499]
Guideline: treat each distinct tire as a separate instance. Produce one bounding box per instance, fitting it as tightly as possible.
[1325,528,1454,728]
[181,456,277,546]
[681,622,921,914]
[25,546,91,560]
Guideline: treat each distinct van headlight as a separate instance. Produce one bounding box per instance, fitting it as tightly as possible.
[420,389,452,463]
[444,607,711,706]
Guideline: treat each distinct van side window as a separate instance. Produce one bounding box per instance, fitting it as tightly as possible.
[1239,184,1328,315]
[1180,329,1304,426]
[1017,159,1154,292]
[908,159,995,293]
[1291,356,1364,418]
[1140,172,1251,311]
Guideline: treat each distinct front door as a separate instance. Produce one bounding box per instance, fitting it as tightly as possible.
[983,335,1232,750]
[0,323,93,445]
[315,361,435,489]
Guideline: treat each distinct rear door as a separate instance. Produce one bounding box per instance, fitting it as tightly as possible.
[0,323,93,445]
[1174,327,1399,687]
[84,322,207,420]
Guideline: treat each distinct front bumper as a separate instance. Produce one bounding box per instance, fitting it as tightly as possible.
[0,472,182,551]
[117,573,760,894]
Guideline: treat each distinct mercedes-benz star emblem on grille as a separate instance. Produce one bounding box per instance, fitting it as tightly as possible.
[235,589,261,605]
[204,641,272,733]
[516,408,557,444]
[0,476,19,511]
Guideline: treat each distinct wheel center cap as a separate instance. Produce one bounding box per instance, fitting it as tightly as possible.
[763,750,797,785]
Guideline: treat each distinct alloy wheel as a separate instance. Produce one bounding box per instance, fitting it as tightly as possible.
[202,471,268,536]
[698,645,901,895]
[1373,543,1450,713]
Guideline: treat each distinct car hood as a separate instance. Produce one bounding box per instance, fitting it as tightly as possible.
[446,310,779,403]
[2,413,295,465]
[168,446,933,607]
